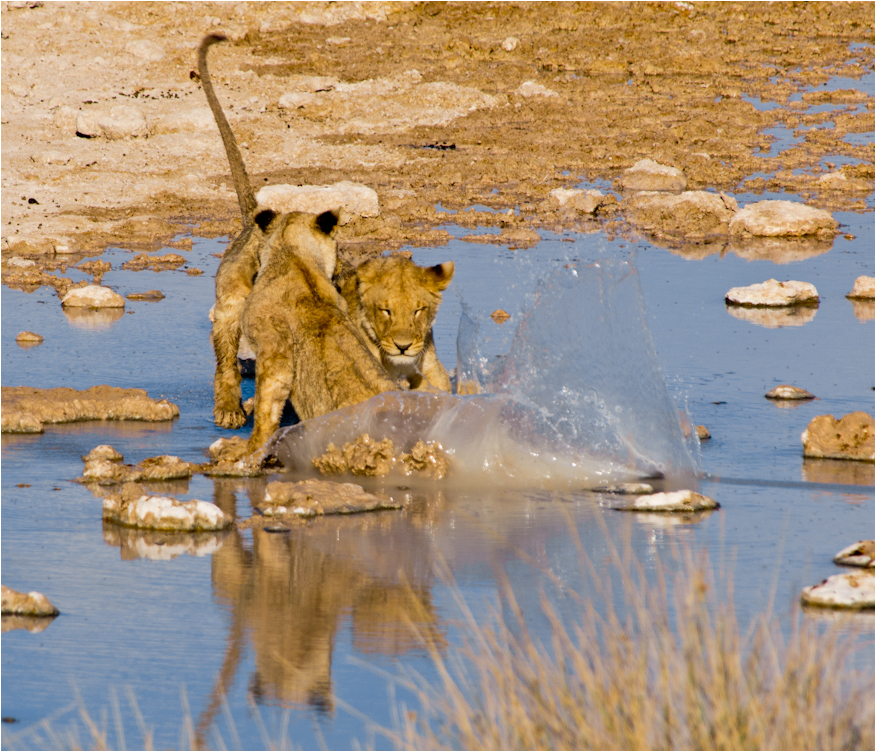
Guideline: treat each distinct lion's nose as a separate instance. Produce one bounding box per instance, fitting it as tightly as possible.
[394,340,412,354]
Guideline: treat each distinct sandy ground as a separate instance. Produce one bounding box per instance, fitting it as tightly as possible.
[1,1,873,280]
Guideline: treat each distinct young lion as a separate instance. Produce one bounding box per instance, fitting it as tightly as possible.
[339,255,455,391]
[241,208,399,454]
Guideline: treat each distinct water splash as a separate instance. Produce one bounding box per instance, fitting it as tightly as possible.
[269,254,700,489]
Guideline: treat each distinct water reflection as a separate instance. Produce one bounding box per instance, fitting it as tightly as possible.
[200,480,444,736]
[1,615,57,634]
[802,458,875,487]
[850,299,875,322]
[62,306,126,329]
[729,236,833,264]
[102,524,229,561]
[725,304,818,328]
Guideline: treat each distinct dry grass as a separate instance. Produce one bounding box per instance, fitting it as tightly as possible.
[385,533,875,751]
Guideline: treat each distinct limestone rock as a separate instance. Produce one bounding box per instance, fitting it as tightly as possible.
[256,181,379,225]
[847,276,875,300]
[801,412,875,462]
[260,479,401,518]
[624,190,737,238]
[515,80,559,98]
[491,309,511,324]
[61,284,125,308]
[103,494,230,532]
[1,585,59,616]
[833,541,875,568]
[729,200,837,237]
[801,570,874,610]
[2,386,178,433]
[765,385,815,400]
[502,36,519,52]
[124,39,166,62]
[15,331,43,343]
[593,482,655,495]
[121,253,186,271]
[614,490,719,512]
[617,158,686,192]
[126,290,165,301]
[79,447,197,485]
[725,279,818,307]
[76,106,149,139]
[696,425,711,441]
[312,433,450,479]
[550,188,606,214]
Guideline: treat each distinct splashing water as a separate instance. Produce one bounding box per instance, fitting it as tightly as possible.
[269,255,700,488]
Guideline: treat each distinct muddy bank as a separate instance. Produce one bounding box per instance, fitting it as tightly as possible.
[1,1,873,276]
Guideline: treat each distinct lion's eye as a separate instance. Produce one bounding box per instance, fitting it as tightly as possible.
[379,308,391,318]
[414,308,425,317]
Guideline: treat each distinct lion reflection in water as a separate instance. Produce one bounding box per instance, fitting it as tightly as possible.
[197,479,444,731]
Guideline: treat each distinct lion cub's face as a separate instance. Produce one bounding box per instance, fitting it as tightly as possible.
[349,256,454,367]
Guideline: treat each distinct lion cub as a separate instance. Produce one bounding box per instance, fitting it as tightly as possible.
[340,255,455,392]
[241,208,399,454]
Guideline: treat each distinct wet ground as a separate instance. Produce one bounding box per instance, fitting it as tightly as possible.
[2,2,875,750]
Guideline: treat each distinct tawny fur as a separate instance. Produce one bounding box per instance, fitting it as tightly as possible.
[339,256,455,392]
[241,210,399,454]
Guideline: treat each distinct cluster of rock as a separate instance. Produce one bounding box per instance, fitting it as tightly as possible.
[312,433,450,480]
[1,386,179,434]
[78,445,197,484]
[248,479,402,526]
[801,540,875,610]
[550,158,839,249]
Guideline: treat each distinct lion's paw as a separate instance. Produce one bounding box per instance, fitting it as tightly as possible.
[214,404,247,429]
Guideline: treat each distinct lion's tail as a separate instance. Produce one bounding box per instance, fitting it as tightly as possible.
[198,34,258,223]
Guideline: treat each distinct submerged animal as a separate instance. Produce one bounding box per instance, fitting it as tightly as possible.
[339,255,455,391]
[240,208,399,454]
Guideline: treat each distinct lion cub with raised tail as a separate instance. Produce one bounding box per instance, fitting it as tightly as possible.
[340,255,455,392]
[241,208,399,454]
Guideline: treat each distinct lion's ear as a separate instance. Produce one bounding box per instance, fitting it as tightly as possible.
[315,209,340,236]
[427,261,455,291]
[254,209,277,233]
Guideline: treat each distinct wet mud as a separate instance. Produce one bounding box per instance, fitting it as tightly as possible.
[2,2,873,272]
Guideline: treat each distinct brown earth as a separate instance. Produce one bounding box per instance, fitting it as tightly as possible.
[1,1,873,282]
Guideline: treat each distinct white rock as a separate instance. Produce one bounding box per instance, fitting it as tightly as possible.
[125,39,166,62]
[833,541,875,568]
[278,92,319,109]
[801,570,874,610]
[76,107,149,140]
[1,585,58,617]
[617,158,687,192]
[725,279,819,307]
[765,385,815,400]
[550,188,605,214]
[594,482,654,495]
[256,181,380,224]
[7,257,36,268]
[103,495,231,532]
[502,36,519,52]
[515,80,559,98]
[61,285,126,309]
[620,490,719,512]
[847,276,875,300]
[729,200,837,237]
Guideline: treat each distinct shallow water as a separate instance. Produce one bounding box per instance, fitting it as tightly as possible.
[3,197,873,748]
